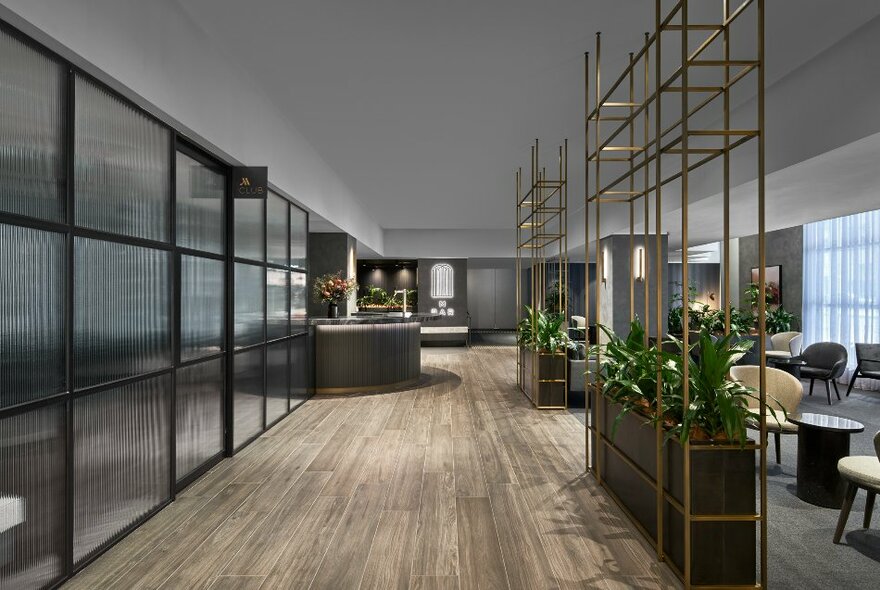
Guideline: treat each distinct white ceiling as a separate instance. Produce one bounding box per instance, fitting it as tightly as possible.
[176,0,880,238]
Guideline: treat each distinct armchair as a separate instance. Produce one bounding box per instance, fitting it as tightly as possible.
[834,431,880,543]
[845,343,880,396]
[800,342,848,405]
[766,331,802,359]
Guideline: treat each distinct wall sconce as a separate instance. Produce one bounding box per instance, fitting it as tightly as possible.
[601,249,608,284]
[635,247,645,282]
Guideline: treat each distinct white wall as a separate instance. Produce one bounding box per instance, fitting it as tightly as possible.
[0,0,385,254]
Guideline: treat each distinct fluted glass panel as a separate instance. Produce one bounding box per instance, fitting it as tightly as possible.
[0,31,65,222]
[234,263,264,348]
[73,374,171,565]
[176,152,224,254]
[0,403,66,589]
[233,348,263,448]
[291,206,307,270]
[290,334,309,409]
[291,271,308,334]
[267,269,289,341]
[0,224,65,409]
[267,193,289,267]
[74,238,171,389]
[74,76,171,241]
[234,197,263,261]
[266,340,289,423]
[176,359,223,481]
[181,255,224,362]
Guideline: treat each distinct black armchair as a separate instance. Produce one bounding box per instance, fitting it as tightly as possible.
[801,342,848,405]
[846,343,880,396]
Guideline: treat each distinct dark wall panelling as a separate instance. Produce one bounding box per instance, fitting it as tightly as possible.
[668,263,721,309]
[73,374,172,565]
[175,358,224,482]
[0,224,66,408]
[0,402,66,589]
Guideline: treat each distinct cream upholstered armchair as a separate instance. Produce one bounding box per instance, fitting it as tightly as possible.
[834,431,880,543]
[766,331,803,360]
[730,365,803,464]
[569,315,587,342]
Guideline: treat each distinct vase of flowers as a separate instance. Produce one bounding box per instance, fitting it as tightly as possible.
[312,271,357,318]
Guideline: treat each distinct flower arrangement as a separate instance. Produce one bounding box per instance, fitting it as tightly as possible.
[312,271,357,304]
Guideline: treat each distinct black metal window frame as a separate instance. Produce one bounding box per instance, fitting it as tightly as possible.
[0,16,311,589]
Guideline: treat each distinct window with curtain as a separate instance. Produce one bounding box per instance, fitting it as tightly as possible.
[803,208,880,390]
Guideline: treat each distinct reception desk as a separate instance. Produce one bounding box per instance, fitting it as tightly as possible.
[311,314,439,394]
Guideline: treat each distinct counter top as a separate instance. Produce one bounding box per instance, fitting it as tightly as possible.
[309,312,441,325]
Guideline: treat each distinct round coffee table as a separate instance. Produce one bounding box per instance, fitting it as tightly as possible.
[767,357,806,378]
[788,413,865,508]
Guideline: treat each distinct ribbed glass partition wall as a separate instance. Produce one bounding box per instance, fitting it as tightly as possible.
[0,23,311,589]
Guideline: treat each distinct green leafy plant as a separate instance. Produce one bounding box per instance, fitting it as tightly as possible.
[517,306,575,353]
[592,321,775,445]
[765,306,797,334]
[544,279,569,316]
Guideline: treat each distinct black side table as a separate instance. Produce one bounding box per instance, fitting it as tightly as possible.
[767,357,806,379]
[788,413,865,508]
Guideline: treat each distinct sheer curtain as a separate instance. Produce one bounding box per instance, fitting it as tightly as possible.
[802,209,880,391]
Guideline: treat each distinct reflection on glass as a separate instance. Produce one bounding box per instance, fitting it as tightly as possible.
[234,197,264,261]
[267,340,289,423]
[267,193,289,267]
[0,30,65,222]
[1,224,65,409]
[291,206,307,270]
[267,269,289,341]
[0,403,66,589]
[290,271,308,334]
[181,255,224,361]
[176,359,223,481]
[290,334,309,410]
[176,152,224,254]
[74,238,171,389]
[73,375,171,564]
[234,263,264,348]
[74,76,171,242]
[233,348,264,448]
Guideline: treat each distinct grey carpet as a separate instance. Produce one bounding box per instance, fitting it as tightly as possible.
[568,381,880,589]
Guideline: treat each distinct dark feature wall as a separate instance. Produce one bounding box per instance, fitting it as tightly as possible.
[308,232,357,316]
[738,226,803,320]
[418,258,468,328]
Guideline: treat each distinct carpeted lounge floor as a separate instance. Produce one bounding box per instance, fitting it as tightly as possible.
[570,380,880,589]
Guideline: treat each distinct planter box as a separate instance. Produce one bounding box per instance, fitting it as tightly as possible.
[589,389,756,586]
[519,346,567,408]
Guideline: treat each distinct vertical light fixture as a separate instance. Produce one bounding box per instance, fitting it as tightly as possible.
[601,249,608,284]
[635,246,645,282]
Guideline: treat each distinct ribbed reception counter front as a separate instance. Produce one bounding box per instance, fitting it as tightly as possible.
[311,314,437,394]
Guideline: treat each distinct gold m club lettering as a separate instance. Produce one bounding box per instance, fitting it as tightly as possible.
[240,177,251,187]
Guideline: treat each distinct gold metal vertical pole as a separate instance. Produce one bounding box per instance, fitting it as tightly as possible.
[643,32,651,345]
[757,0,768,586]
[594,32,603,484]
[584,51,592,473]
[723,0,731,336]
[680,1,691,587]
[628,52,636,323]
[653,0,664,563]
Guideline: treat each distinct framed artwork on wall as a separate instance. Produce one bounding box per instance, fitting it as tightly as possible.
[750,265,782,305]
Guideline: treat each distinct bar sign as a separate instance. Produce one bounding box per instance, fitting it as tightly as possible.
[231,166,268,199]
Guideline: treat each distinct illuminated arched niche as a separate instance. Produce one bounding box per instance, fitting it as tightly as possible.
[430,263,454,299]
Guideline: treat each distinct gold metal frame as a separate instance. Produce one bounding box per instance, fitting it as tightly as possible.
[584,1,767,587]
[516,139,570,410]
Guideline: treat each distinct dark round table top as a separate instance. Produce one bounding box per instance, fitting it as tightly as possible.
[768,357,806,366]
[788,412,865,433]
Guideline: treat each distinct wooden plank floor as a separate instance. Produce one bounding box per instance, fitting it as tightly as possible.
[63,346,679,590]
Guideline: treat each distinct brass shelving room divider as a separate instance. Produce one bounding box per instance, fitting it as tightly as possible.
[516,139,569,409]
[585,0,768,588]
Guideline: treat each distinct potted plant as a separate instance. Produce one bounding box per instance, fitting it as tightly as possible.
[589,321,771,585]
[765,306,797,334]
[517,306,575,408]
[313,271,357,318]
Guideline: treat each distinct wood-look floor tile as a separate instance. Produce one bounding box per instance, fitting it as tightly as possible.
[359,510,418,590]
[359,428,404,484]
[453,437,488,497]
[309,483,388,589]
[320,435,379,496]
[456,497,509,590]
[412,472,458,576]
[385,443,426,510]
[260,495,350,589]
[425,423,454,473]
[208,575,266,589]
[410,575,461,590]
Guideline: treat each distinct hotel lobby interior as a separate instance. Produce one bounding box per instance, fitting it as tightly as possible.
[2,1,880,589]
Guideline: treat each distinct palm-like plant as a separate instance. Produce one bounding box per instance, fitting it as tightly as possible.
[517,306,575,353]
